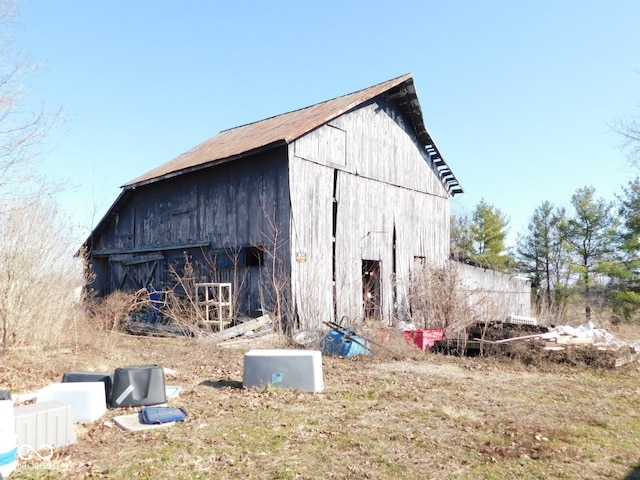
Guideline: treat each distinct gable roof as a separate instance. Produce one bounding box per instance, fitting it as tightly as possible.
[124,73,462,196]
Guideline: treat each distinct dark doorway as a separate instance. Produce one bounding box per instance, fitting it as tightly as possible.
[362,260,381,318]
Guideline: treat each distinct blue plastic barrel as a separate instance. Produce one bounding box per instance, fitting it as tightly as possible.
[320,329,371,357]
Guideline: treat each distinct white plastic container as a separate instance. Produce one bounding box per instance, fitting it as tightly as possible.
[37,382,106,422]
[243,349,324,393]
[0,399,17,478]
[0,399,15,437]
[0,442,18,479]
[14,401,76,452]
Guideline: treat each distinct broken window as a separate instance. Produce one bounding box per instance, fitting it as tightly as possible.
[243,246,265,267]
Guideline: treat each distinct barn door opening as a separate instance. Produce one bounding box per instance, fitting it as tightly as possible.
[362,260,381,319]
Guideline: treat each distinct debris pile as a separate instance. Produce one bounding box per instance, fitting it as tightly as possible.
[437,320,639,368]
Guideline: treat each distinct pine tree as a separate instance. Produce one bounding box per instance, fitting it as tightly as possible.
[470,199,513,271]
[516,201,569,312]
[609,178,640,318]
[564,186,619,320]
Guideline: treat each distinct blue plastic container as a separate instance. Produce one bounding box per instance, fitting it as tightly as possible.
[320,329,371,357]
[0,447,17,478]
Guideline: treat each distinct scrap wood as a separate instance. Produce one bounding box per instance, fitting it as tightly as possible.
[554,335,594,345]
[614,352,637,368]
[217,331,276,348]
[199,314,272,343]
[492,332,556,344]
[128,321,193,337]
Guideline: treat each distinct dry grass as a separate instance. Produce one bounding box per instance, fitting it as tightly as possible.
[2,323,640,480]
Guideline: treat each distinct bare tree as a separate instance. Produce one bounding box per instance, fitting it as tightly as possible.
[0,0,62,198]
[613,111,640,164]
[0,0,77,348]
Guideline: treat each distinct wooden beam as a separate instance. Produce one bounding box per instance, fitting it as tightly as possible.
[199,314,272,344]
[493,333,554,344]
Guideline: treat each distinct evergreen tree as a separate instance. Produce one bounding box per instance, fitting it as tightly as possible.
[564,186,619,320]
[609,177,640,318]
[470,199,513,271]
[516,201,569,312]
[618,178,640,255]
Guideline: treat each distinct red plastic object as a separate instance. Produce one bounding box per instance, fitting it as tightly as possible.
[404,329,444,350]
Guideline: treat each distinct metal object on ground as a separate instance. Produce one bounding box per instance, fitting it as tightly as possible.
[291,330,322,347]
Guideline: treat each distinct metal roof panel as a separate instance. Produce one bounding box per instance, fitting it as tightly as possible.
[123,73,462,196]
[124,74,414,187]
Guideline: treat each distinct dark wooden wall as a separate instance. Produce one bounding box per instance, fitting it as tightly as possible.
[89,147,292,318]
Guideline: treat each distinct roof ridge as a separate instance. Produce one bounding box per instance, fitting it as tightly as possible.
[123,72,448,189]
[220,73,413,133]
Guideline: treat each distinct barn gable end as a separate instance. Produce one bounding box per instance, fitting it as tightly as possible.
[289,97,451,327]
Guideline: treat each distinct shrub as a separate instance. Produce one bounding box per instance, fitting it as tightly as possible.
[0,198,85,348]
[407,261,474,335]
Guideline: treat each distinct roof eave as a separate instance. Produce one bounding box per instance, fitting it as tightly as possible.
[123,139,288,190]
[386,80,463,197]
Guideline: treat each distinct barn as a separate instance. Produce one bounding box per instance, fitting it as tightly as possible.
[84,73,465,330]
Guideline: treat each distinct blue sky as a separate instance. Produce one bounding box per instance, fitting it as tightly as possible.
[13,0,640,246]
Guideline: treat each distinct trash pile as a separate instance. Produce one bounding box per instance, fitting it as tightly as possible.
[289,316,639,369]
[0,364,186,478]
[472,321,630,348]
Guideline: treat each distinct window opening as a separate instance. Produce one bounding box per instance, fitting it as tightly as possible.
[362,259,381,319]
[243,246,265,267]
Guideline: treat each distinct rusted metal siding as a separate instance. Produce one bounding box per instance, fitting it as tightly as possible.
[123,74,461,197]
[289,99,450,327]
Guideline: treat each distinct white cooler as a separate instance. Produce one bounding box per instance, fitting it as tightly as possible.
[37,382,106,422]
[14,401,77,452]
[243,349,324,393]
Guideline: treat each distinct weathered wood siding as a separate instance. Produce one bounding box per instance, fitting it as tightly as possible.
[286,159,335,327]
[289,99,450,327]
[90,148,292,317]
[456,261,532,321]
